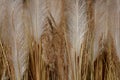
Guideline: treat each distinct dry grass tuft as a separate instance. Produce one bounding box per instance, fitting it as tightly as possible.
[94,34,120,80]
[0,0,120,80]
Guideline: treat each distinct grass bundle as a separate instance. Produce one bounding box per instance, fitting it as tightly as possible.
[94,34,120,80]
[0,0,120,80]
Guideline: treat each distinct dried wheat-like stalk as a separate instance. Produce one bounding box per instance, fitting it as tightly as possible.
[0,0,120,80]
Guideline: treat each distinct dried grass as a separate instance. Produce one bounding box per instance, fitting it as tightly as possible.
[0,0,120,80]
[94,35,120,80]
